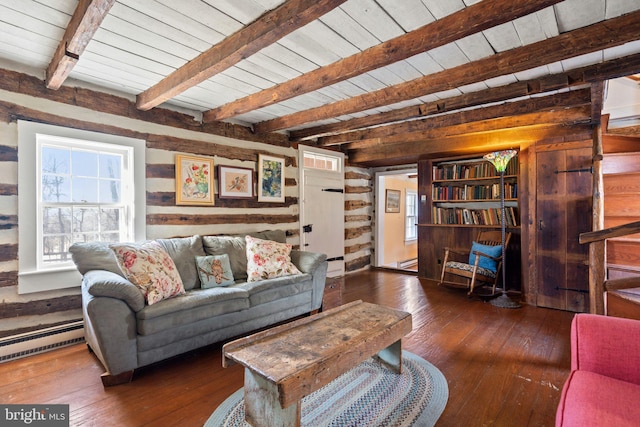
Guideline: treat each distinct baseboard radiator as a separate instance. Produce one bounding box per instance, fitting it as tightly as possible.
[0,321,85,362]
[397,258,418,269]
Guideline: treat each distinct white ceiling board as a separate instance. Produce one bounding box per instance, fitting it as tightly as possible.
[376,0,435,32]
[554,0,605,32]
[482,22,522,53]
[340,0,405,42]
[405,52,445,76]
[427,43,471,70]
[606,0,640,17]
[512,13,550,45]
[156,0,244,37]
[320,8,379,51]
[455,33,495,62]
[419,0,466,20]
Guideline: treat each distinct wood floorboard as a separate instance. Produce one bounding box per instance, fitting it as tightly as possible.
[0,269,575,426]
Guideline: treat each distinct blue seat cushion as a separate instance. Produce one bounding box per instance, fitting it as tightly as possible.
[468,241,502,272]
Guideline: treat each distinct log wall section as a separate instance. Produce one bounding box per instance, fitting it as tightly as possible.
[0,69,373,338]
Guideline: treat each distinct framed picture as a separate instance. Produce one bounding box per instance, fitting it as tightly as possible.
[218,165,253,199]
[257,154,285,203]
[175,154,214,206]
[385,189,401,213]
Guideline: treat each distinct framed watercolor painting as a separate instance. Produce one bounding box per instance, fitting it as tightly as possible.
[175,154,214,206]
[218,165,253,199]
[385,189,401,213]
[257,154,285,203]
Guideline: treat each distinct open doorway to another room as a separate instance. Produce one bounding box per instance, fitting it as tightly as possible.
[374,169,418,272]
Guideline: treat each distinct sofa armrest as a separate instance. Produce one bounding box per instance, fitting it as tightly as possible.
[291,250,328,311]
[82,270,145,312]
[82,284,138,376]
[290,250,327,274]
[572,313,640,385]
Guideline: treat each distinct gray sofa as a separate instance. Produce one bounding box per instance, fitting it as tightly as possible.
[69,230,328,386]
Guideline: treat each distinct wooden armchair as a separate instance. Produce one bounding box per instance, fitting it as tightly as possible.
[438,230,511,296]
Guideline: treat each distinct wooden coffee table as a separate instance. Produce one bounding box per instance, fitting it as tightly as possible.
[222,300,412,427]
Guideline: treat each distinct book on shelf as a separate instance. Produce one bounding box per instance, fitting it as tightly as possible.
[432,157,518,181]
[432,182,518,201]
[432,206,519,226]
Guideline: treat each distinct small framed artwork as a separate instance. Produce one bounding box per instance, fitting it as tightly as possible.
[258,154,285,203]
[385,189,401,213]
[175,154,214,206]
[218,165,253,199]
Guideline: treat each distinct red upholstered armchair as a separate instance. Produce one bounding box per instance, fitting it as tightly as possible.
[556,314,640,426]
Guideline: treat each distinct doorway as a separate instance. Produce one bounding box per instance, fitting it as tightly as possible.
[299,146,345,277]
[374,170,418,272]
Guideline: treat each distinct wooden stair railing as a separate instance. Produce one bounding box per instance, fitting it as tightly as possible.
[579,220,640,314]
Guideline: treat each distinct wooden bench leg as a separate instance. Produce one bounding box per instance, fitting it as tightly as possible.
[244,368,300,427]
[375,339,402,374]
[101,370,134,387]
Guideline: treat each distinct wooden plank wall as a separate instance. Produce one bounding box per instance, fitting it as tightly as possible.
[0,71,375,338]
[602,134,640,278]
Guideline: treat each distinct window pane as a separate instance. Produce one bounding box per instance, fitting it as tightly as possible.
[42,175,71,202]
[73,207,100,233]
[72,232,100,244]
[42,146,70,174]
[43,207,71,233]
[100,232,120,243]
[100,180,120,203]
[42,235,71,263]
[99,153,121,179]
[72,151,98,177]
[72,177,99,203]
[100,208,121,232]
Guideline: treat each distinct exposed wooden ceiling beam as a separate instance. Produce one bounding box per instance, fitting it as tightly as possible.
[321,88,592,147]
[136,0,347,111]
[255,9,640,134]
[45,0,115,90]
[292,53,640,141]
[347,120,592,167]
[202,0,562,122]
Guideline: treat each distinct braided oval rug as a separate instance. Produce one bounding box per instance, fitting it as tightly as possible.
[205,351,448,427]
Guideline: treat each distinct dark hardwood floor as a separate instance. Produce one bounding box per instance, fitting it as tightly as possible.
[0,270,575,426]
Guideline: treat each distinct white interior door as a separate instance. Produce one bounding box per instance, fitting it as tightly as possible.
[299,148,344,277]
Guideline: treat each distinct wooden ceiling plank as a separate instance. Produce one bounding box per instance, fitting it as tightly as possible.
[135,0,348,111]
[327,88,592,147]
[202,0,563,122]
[45,0,116,90]
[295,52,640,141]
[255,9,640,133]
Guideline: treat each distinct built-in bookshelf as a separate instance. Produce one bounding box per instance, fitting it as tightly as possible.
[430,155,519,227]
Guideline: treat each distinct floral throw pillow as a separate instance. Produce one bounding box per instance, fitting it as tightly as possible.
[195,254,235,288]
[245,236,301,282]
[110,241,185,305]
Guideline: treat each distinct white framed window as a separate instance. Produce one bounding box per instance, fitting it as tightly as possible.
[405,190,418,242]
[303,151,341,172]
[18,121,146,294]
[36,136,134,270]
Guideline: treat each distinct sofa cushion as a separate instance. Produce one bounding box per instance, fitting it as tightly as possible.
[136,287,249,335]
[196,254,235,288]
[110,241,185,305]
[156,235,205,291]
[69,241,123,276]
[245,235,301,282]
[202,230,288,281]
[556,370,640,426]
[202,235,248,281]
[238,273,312,306]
